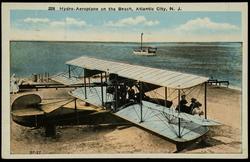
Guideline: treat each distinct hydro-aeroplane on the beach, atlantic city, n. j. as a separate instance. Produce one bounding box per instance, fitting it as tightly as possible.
[11,56,221,151]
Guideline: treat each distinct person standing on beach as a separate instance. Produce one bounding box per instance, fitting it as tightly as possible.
[10,73,19,94]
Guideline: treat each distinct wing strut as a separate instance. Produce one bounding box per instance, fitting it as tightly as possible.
[165,87,168,107]
[101,73,104,106]
[178,89,181,138]
[84,76,87,99]
[204,82,207,119]
[68,65,71,78]
[140,81,143,123]
[115,75,118,111]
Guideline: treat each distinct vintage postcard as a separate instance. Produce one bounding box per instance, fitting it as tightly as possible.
[2,2,248,159]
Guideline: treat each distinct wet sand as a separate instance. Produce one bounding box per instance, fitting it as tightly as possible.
[10,85,242,154]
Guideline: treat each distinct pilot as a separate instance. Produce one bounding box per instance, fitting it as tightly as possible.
[189,98,197,114]
[127,86,135,101]
[176,95,189,113]
[189,98,203,115]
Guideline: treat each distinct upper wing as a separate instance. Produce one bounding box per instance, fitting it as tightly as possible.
[62,56,208,89]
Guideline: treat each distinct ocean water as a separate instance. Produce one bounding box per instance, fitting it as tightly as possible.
[10,41,242,90]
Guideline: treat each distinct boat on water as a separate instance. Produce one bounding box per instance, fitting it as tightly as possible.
[133,33,157,56]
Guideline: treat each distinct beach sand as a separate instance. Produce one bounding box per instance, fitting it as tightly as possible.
[10,84,242,154]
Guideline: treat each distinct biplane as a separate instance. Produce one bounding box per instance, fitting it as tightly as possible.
[11,55,221,150]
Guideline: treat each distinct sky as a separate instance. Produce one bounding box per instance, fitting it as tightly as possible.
[10,10,242,42]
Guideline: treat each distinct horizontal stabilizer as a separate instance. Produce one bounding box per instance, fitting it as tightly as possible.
[40,99,74,113]
[51,72,83,85]
[12,108,44,117]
